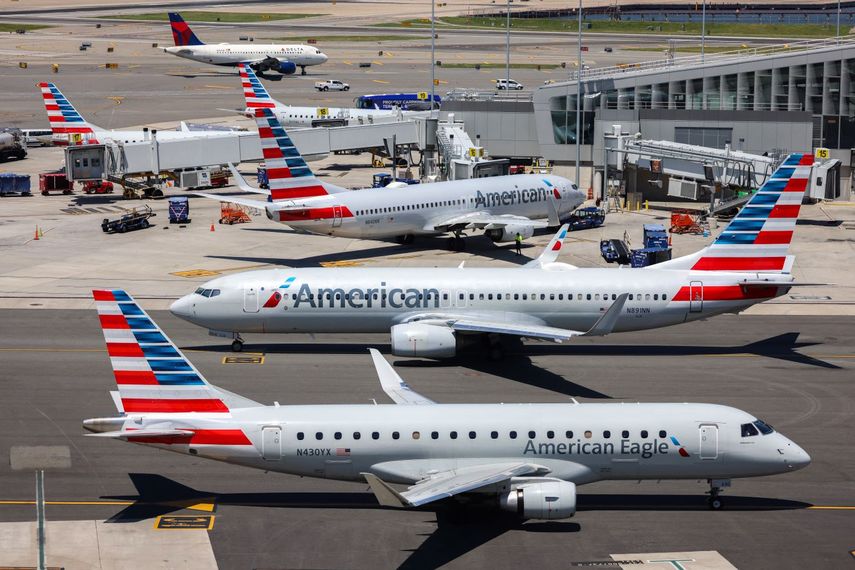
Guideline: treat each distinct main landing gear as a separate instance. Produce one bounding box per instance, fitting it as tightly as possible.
[485,334,505,361]
[707,479,731,510]
[446,233,466,251]
[300,66,307,75]
[394,234,415,245]
[231,333,245,352]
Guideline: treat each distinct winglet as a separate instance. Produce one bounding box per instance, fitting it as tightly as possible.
[226,163,270,195]
[524,224,570,268]
[583,293,628,337]
[368,348,435,405]
[361,473,410,508]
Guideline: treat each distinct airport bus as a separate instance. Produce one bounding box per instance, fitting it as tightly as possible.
[354,93,441,111]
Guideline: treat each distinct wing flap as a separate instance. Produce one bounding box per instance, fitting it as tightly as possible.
[452,319,583,342]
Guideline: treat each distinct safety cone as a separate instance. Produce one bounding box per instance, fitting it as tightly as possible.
[39,227,44,238]
[210,222,215,232]
[34,226,40,240]
[668,234,672,247]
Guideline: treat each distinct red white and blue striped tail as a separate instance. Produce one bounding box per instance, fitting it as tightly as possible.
[38,82,101,144]
[92,289,257,414]
[239,63,281,109]
[660,153,813,273]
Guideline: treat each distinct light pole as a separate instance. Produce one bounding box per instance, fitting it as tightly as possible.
[575,0,582,190]
[506,0,511,88]
[431,0,436,110]
[701,0,706,63]
[837,0,841,44]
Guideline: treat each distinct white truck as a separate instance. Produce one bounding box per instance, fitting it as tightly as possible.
[314,79,350,92]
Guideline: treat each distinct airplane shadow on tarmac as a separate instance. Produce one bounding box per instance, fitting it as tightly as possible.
[102,473,811,568]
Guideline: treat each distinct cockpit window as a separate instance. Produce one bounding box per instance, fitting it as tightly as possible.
[196,288,219,298]
[195,288,204,295]
[753,420,774,435]
[741,423,759,437]
[210,289,221,297]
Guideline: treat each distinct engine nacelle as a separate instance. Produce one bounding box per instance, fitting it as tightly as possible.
[499,481,576,519]
[277,61,297,75]
[486,224,534,243]
[390,323,456,358]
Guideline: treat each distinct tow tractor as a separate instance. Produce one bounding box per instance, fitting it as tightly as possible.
[566,207,605,231]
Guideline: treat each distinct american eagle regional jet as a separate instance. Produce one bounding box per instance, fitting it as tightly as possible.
[163,13,327,75]
[195,64,585,250]
[174,153,816,356]
[85,289,810,515]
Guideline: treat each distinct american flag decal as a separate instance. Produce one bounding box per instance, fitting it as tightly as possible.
[336,448,351,457]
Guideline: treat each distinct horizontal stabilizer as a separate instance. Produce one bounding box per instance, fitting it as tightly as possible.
[193,191,272,210]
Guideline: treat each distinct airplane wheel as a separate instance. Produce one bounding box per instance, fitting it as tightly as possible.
[231,340,243,352]
[708,498,722,510]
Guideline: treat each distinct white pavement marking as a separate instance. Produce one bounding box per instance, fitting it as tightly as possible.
[611,550,737,569]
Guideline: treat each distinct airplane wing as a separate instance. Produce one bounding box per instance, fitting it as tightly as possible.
[413,293,628,342]
[428,211,550,232]
[368,348,435,405]
[363,462,543,507]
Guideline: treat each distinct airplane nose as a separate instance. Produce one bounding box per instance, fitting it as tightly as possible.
[170,295,194,321]
[789,445,811,471]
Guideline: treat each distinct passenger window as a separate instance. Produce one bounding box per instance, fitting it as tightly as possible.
[629,294,634,300]
[641,430,648,438]
[412,431,421,440]
[622,430,629,438]
[645,294,651,301]
[316,432,323,440]
[565,430,573,438]
[431,431,439,440]
[488,294,493,300]
[297,432,304,440]
[577,294,582,300]
[654,294,659,300]
[468,431,476,439]
[662,294,668,301]
[603,430,611,439]
[371,432,379,440]
[612,294,617,300]
[586,294,592,300]
[595,294,600,301]
[741,423,759,437]
[522,294,528,300]
[509,430,517,439]
[392,431,400,440]
[584,430,592,439]
[334,432,342,440]
[540,294,545,300]
[547,430,554,439]
[514,294,519,300]
[353,432,361,440]
[450,431,458,439]
[491,431,498,439]
[479,293,484,300]
[470,294,474,300]
[528,430,536,439]
[558,294,563,300]
[658,430,667,438]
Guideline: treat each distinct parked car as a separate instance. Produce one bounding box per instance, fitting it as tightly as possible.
[496,78,524,90]
[315,80,350,92]
[604,46,613,53]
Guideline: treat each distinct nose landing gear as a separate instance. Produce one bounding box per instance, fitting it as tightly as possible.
[707,479,731,510]
[231,333,245,352]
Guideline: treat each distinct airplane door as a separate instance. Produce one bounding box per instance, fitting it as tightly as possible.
[455,290,468,308]
[699,424,719,460]
[261,426,281,461]
[689,281,703,313]
[243,287,259,313]
[332,205,343,228]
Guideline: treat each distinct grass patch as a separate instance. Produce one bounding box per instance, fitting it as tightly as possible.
[439,62,560,69]
[99,11,324,23]
[380,16,838,39]
[0,23,49,33]
[266,35,428,43]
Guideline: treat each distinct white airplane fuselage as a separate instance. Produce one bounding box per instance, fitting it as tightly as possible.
[85,402,809,485]
[164,43,327,68]
[259,174,583,239]
[257,105,427,129]
[171,265,789,335]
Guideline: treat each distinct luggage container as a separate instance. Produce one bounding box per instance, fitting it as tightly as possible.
[39,172,73,195]
[1,173,32,196]
[168,196,190,223]
[643,223,669,249]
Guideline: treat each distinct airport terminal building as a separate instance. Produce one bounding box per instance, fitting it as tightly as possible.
[443,37,855,199]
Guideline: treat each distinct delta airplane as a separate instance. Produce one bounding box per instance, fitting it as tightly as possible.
[163,13,327,75]
[196,65,584,249]
[173,153,815,357]
[38,82,251,146]
[236,63,427,128]
[84,289,810,514]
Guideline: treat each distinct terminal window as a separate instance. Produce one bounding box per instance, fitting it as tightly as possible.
[675,127,733,149]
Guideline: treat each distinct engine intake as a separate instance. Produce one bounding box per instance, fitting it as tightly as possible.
[486,224,534,243]
[390,323,456,358]
[499,480,576,519]
[276,61,297,75]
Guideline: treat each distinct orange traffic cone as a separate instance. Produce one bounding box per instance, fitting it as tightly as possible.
[668,234,672,246]
[34,226,40,240]
[210,222,215,232]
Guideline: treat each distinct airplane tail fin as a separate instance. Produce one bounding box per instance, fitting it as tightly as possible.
[168,12,205,46]
[656,153,814,273]
[239,63,284,109]
[38,82,102,142]
[92,289,259,413]
[524,224,574,268]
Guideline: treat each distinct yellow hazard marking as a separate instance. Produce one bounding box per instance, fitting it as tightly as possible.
[371,60,384,66]
[371,79,390,84]
[186,502,216,512]
[155,515,215,530]
[222,353,264,365]
[320,260,364,267]
[171,269,222,278]
[343,60,352,65]
[203,84,232,90]
[808,506,855,510]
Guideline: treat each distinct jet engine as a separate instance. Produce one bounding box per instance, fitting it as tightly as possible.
[498,480,576,520]
[486,224,534,243]
[390,323,456,358]
[276,61,297,75]
[253,57,297,75]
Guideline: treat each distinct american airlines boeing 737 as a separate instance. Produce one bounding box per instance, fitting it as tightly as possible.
[85,289,810,514]
[163,13,327,75]
[173,153,814,356]
[197,65,584,249]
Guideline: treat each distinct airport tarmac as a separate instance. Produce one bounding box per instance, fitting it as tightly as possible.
[0,310,853,568]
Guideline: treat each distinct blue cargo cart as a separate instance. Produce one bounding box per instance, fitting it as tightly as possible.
[0,173,31,196]
[168,196,190,224]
